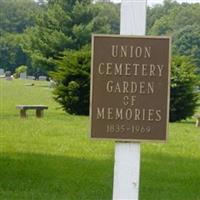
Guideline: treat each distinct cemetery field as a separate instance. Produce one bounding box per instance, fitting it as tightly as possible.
[0,79,200,200]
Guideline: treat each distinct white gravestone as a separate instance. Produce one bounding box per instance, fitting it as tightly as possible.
[27,76,35,80]
[0,68,4,76]
[39,76,47,81]
[20,72,27,80]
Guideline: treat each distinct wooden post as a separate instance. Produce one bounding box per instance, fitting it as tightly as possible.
[113,0,147,199]
[113,142,141,200]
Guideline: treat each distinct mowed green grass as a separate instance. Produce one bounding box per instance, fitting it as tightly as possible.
[0,79,200,200]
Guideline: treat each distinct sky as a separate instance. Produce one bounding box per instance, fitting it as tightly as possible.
[111,0,200,6]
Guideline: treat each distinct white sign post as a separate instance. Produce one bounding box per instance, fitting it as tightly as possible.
[113,0,147,199]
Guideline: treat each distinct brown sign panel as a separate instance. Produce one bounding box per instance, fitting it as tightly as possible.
[90,34,171,141]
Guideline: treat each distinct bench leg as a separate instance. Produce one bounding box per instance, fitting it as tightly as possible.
[36,110,44,118]
[20,110,27,118]
[196,119,200,127]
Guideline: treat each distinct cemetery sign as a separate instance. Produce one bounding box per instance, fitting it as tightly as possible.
[90,35,171,141]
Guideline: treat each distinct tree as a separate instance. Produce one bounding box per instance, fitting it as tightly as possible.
[147,0,179,32]
[170,56,199,122]
[0,0,37,34]
[0,34,28,72]
[51,0,200,117]
[147,1,200,73]
[173,25,200,71]
[51,49,91,115]
[22,0,119,72]
[14,65,27,78]
[0,0,39,72]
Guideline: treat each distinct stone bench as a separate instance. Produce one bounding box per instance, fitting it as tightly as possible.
[16,105,48,118]
[194,114,200,127]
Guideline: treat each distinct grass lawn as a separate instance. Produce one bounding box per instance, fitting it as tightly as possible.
[0,79,200,200]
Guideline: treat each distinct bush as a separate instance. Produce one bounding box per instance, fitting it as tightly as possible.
[52,52,199,120]
[170,56,199,122]
[51,49,90,115]
[14,65,27,78]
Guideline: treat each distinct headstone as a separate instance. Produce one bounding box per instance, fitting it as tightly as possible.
[20,72,27,80]
[5,71,11,77]
[49,79,56,88]
[194,114,200,127]
[5,71,12,80]
[27,76,35,80]
[0,68,4,76]
[39,76,47,81]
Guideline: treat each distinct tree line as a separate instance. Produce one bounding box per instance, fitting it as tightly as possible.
[0,0,200,74]
[0,0,119,75]
[147,0,200,71]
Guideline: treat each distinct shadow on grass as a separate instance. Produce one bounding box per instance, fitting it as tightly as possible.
[0,152,113,200]
[1,151,200,200]
[140,152,200,200]
[0,113,85,123]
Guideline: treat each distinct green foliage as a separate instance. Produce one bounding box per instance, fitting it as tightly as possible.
[173,25,200,70]
[170,56,199,122]
[147,0,178,32]
[93,2,120,34]
[24,1,119,114]
[147,1,200,35]
[0,33,28,72]
[15,65,27,73]
[14,65,28,78]
[52,53,200,119]
[0,0,39,72]
[146,0,200,121]
[147,0,200,71]
[22,1,119,72]
[0,0,37,34]
[14,65,27,78]
[51,49,91,115]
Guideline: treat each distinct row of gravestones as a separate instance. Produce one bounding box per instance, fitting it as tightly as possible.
[0,68,47,81]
